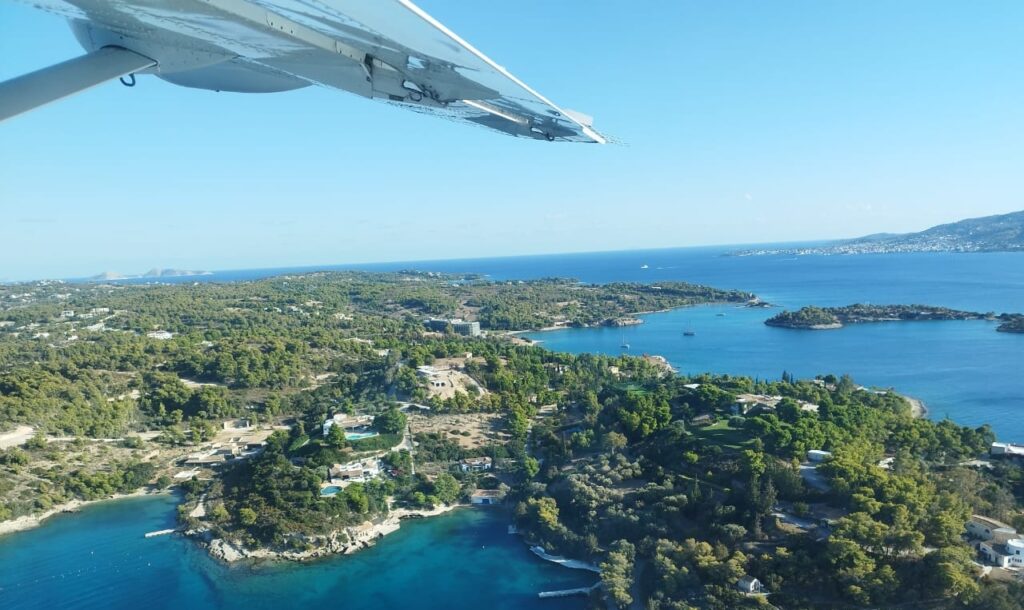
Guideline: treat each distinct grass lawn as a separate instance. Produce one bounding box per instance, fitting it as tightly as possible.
[691,419,754,452]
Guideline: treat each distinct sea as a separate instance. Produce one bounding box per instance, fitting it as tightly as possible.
[3,245,1021,609]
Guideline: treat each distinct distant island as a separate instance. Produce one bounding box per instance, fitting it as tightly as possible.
[733,210,1024,256]
[997,314,1024,333]
[766,304,1024,332]
[89,268,212,281]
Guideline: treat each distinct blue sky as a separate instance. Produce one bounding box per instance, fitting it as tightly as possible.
[1,0,1022,281]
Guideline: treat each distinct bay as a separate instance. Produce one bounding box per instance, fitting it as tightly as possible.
[0,495,593,610]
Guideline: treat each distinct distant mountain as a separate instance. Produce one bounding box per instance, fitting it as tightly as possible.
[89,271,129,281]
[733,210,1024,256]
[88,268,211,281]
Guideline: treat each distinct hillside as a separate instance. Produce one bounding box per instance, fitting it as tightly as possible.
[735,210,1024,256]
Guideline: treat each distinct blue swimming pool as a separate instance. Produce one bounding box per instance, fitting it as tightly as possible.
[345,431,379,441]
[320,486,341,497]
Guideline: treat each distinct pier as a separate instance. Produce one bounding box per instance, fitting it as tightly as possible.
[529,545,602,573]
[538,583,600,598]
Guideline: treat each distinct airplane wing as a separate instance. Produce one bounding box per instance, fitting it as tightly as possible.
[0,0,606,143]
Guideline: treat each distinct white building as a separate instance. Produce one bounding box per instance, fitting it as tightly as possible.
[979,538,1024,568]
[470,489,503,505]
[322,413,374,436]
[991,442,1024,458]
[966,515,1017,543]
[146,330,173,340]
[736,575,764,594]
[328,458,381,486]
[460,456,493,472]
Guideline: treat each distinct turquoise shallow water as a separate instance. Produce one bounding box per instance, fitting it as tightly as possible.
[0,495,593,610]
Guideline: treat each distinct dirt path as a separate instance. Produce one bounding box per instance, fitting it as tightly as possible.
[0,425,34,449]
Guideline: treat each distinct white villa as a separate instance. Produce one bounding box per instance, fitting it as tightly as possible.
[459,456,493,472]
[326,458,381,487]
[322,412,375,436]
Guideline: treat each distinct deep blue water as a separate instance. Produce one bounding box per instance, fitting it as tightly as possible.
[0,495,592,610]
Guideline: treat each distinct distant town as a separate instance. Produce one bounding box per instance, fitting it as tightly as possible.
[733,209,1024,256]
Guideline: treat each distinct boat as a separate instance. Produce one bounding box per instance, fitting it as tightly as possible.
[620,333,630,349]
[683,331,695,337]
[640,264,649,269]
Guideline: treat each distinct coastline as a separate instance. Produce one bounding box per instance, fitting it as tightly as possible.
[507,301,756,337]
[0,488,170,538]
[202,502,466,563]
[905,396,928,419]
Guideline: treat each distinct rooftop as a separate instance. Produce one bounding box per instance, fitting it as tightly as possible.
[971,514,1015,531]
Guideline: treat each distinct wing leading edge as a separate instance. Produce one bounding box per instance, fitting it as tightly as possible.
[3,0,605,142]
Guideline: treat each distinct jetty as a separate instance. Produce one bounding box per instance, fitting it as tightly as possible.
[144,528,177,538]
[539,583,601,598]
[530,545,602,573]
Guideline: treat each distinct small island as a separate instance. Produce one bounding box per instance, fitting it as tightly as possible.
[764,306,843,329]
[766,304,1022,331]
[997,314,1024,333]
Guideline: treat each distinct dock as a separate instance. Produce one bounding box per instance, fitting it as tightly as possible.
[530,545,602,573]
[539,583,600,598]
[144,528,177,538]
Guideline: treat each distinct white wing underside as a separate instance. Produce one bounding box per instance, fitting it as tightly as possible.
[9,0,605,142]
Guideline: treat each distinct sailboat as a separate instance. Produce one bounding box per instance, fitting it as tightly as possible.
[620,333,630,349]
[683,321,695,336]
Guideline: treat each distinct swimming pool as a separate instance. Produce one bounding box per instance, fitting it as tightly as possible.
[320,486,341,497]
[345,431,379,441]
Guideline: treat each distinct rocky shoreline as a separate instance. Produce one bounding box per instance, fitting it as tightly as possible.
[195,503,463,564]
